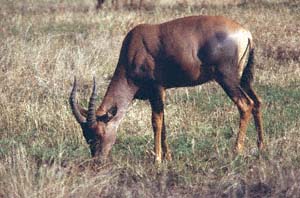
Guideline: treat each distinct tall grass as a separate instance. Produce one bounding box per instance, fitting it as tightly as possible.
[0,0,300,197]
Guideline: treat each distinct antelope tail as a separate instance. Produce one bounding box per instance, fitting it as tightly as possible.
[240,39,254,87]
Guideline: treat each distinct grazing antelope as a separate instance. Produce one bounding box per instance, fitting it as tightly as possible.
[70,15,264,163]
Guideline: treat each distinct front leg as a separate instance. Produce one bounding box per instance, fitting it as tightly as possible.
[149,86,171,163]
[161,114,172,161]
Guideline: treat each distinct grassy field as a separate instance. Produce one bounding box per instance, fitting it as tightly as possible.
[0,0,300,197]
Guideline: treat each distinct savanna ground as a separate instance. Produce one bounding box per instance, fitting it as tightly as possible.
[0,0,299,197]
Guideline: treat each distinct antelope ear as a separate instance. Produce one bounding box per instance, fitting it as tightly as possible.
[107,106,118,119]
[80,108,87,117]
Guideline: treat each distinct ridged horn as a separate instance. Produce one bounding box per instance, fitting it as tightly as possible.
[69,77,86,124]
[87,77,97,126]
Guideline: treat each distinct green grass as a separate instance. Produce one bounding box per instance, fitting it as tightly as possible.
[1,0,300,197]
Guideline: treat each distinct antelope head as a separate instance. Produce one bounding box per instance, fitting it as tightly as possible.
[69,77,118,159]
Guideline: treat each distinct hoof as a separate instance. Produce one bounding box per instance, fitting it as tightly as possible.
[234,143,244,154]
[257,141,265,151]
[164,152,172,161]
[154,157,162,165]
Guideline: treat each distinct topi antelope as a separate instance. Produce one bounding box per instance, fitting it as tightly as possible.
[70,15,264,163]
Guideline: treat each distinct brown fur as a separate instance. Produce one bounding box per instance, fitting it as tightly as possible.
[70,15,264,163]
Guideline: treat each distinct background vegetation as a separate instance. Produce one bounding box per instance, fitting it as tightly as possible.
[0,0,299,197]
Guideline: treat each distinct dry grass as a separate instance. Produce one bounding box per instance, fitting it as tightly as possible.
[0,0,300,197]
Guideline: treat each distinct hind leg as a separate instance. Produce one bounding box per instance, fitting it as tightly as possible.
[216,69,254,153]
[241,84,264,150]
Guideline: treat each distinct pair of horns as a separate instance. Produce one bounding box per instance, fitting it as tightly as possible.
[69,77,97,127]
